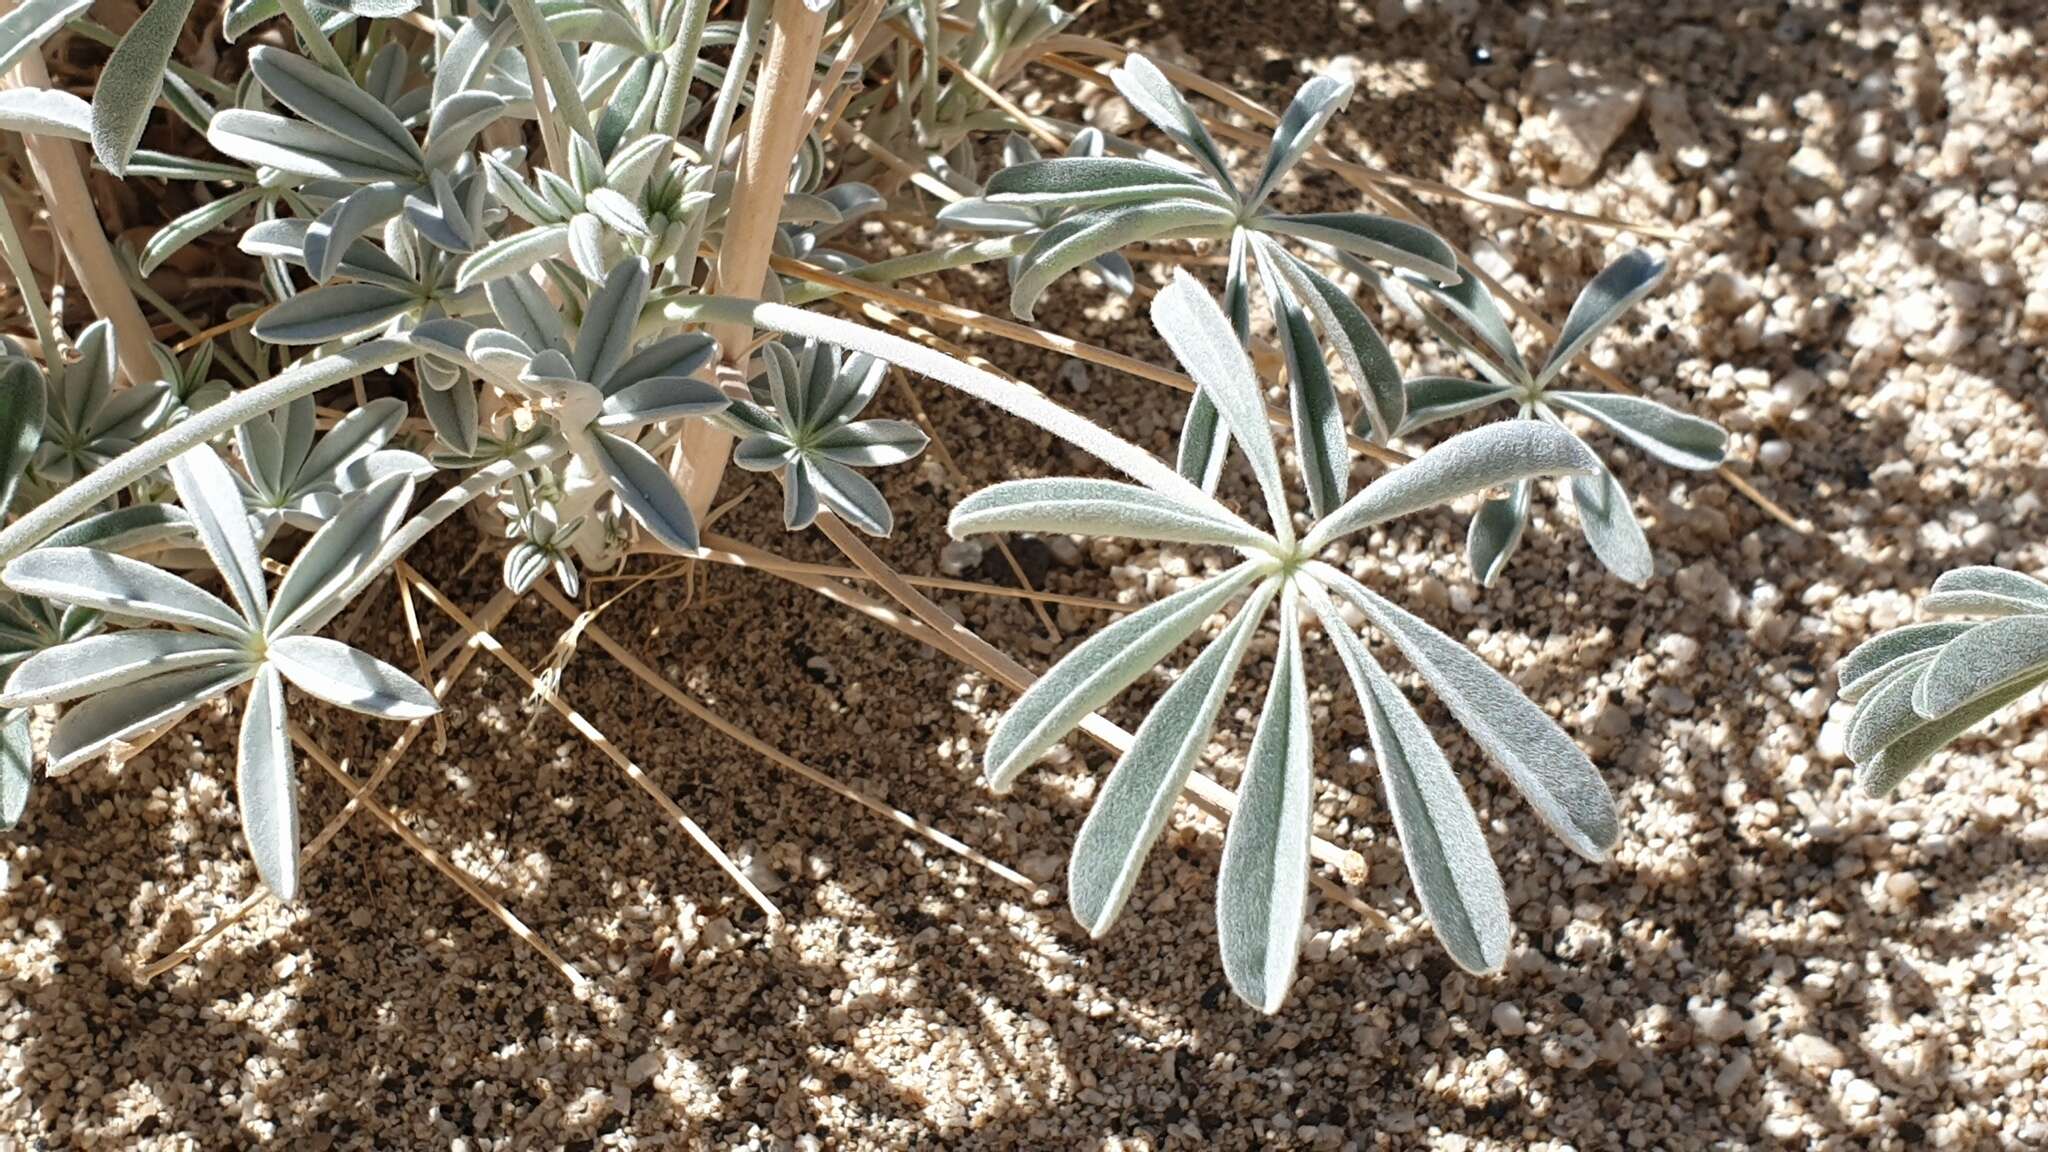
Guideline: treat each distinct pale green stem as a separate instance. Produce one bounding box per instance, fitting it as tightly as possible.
[781,233,1032,305]
[0,193,58,367]
[0,340,416,564]
[504,0,596,143]
[653,0,714,139]
[275,0,352,76]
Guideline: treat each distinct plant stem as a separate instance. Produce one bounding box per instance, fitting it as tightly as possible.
[653,0,713,139]
[0,339,416,564]
[780,233,1031,305]
[679,0,825,522]
[0,192,59,366]
[276,0,352,76]
[503,0,596,143]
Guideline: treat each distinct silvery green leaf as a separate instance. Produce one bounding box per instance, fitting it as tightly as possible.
[1857,667,2048,797]
[478,277,561,361]
[44,503,191,555]
[1010,199,1235,322]
[169,444,268,621]
[812,420,928,467]
[139,189,261,276]
[1567,455,1652,585]
[935,198,1036,232]
[1153,269,1293,535]
[4,547,247,637]
[433,6,515,103]
[1272,250,1404,443]
[1466,478,1529,588]
[238,666,299,899]
[89,0,197,174]
[457,224,573,290]
[807,458,893,536]
[1106,54,1237,193]
[1174,231,1248,492]
[595,54,657,157]
[0,87,91,141]
[247,46,424,173]
[300,396,406,483]
[1247,73,1351,209]
[1,708,28,829]
[305,182,409,284]
[1402,264,1528,382]
[423,90,509,169]
[598,377,728,428]
[1922,567,2048,618]
[1398,376,1518,435]
[1070,579,1276,936]
[208,110,420,183]
[1845,659,1933,767]
[586,187,651,239]
[567,211,611,280]
[1319,566,1617,859]
[119,150,253,182]
[1535,249,1665,387]
[419,377,478,455]
[46,662,255,775]
[1257,213,1457,283]
[948,478,1269,549]
[483,154,563,226]
[0,357,44,519]
[224,0,354,40]
[602,134,670,201]
[1215,584,1313,1013]
[1092,250,1136,296]
[779,456,819,529]
[0,0,92,77]
[1252,238,1346,517]
[1912,615,2048,721]
[761,339,804,426]
[604,332,719,396]
[268,473,416,637]
[589,429,698,552]
[1547,392,1726,471]
[984,157,1231,212]
[575,258,650,385]
[269,634,438,719]
[1304,422,1597,552]
[985,563,1263,792]
[403,170,482,254]
[1303,581,1509,973]
[812,350,883,428]
[1838,622,1971,703]
[253,283,417,344]
[1,630,247,708]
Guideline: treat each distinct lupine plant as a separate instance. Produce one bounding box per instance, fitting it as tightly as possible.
[0,0,1751,1013]
[1386,249,1729,585]
[1838,567,2048,796]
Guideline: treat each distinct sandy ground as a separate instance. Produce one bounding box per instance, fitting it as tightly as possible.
[7,0,2048,1148]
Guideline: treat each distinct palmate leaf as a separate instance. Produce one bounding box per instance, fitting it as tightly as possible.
[267,471,417,637]
[238,665,299,899]
[1547,391,1727,471]
[1316,565,1618,860]
[1536,249,1666,387]
[247,47,424,174]
[268,635,438,719]
[45,662,256,775]
[169,438,269,621]
[588,429,698,552]
[1398,376,1517,436]
[0,357,45,518]
[1254,213,1458,283]
[1251,238,1347,517]
[0,630,246,707]
[1068,580,1278,936]
[1216,584,1314,1013]
[1912,615,2048,721]
[1010,199,1234,321]
[1303,580,1508,974]
[208,110,420,183]
[1152,270,1292,536]
[1105,54,1237,192]
[1,708,29,829]
[1270,248,1405,443]
[984,157,1230,212]
[90,0,198,175]
[1567,454,1653,586]
[140,189,263,276]
[984,563,1263,791]
[1466,478,1530,589]
[1247,74,1352,210]
[253,283,418,344]
[4,547,249,637]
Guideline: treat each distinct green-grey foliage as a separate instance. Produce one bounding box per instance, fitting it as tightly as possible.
[950,271,1617,1011]
[722,336,929,534]
[1389,249,1727,585]
[1838,566,2048,797]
